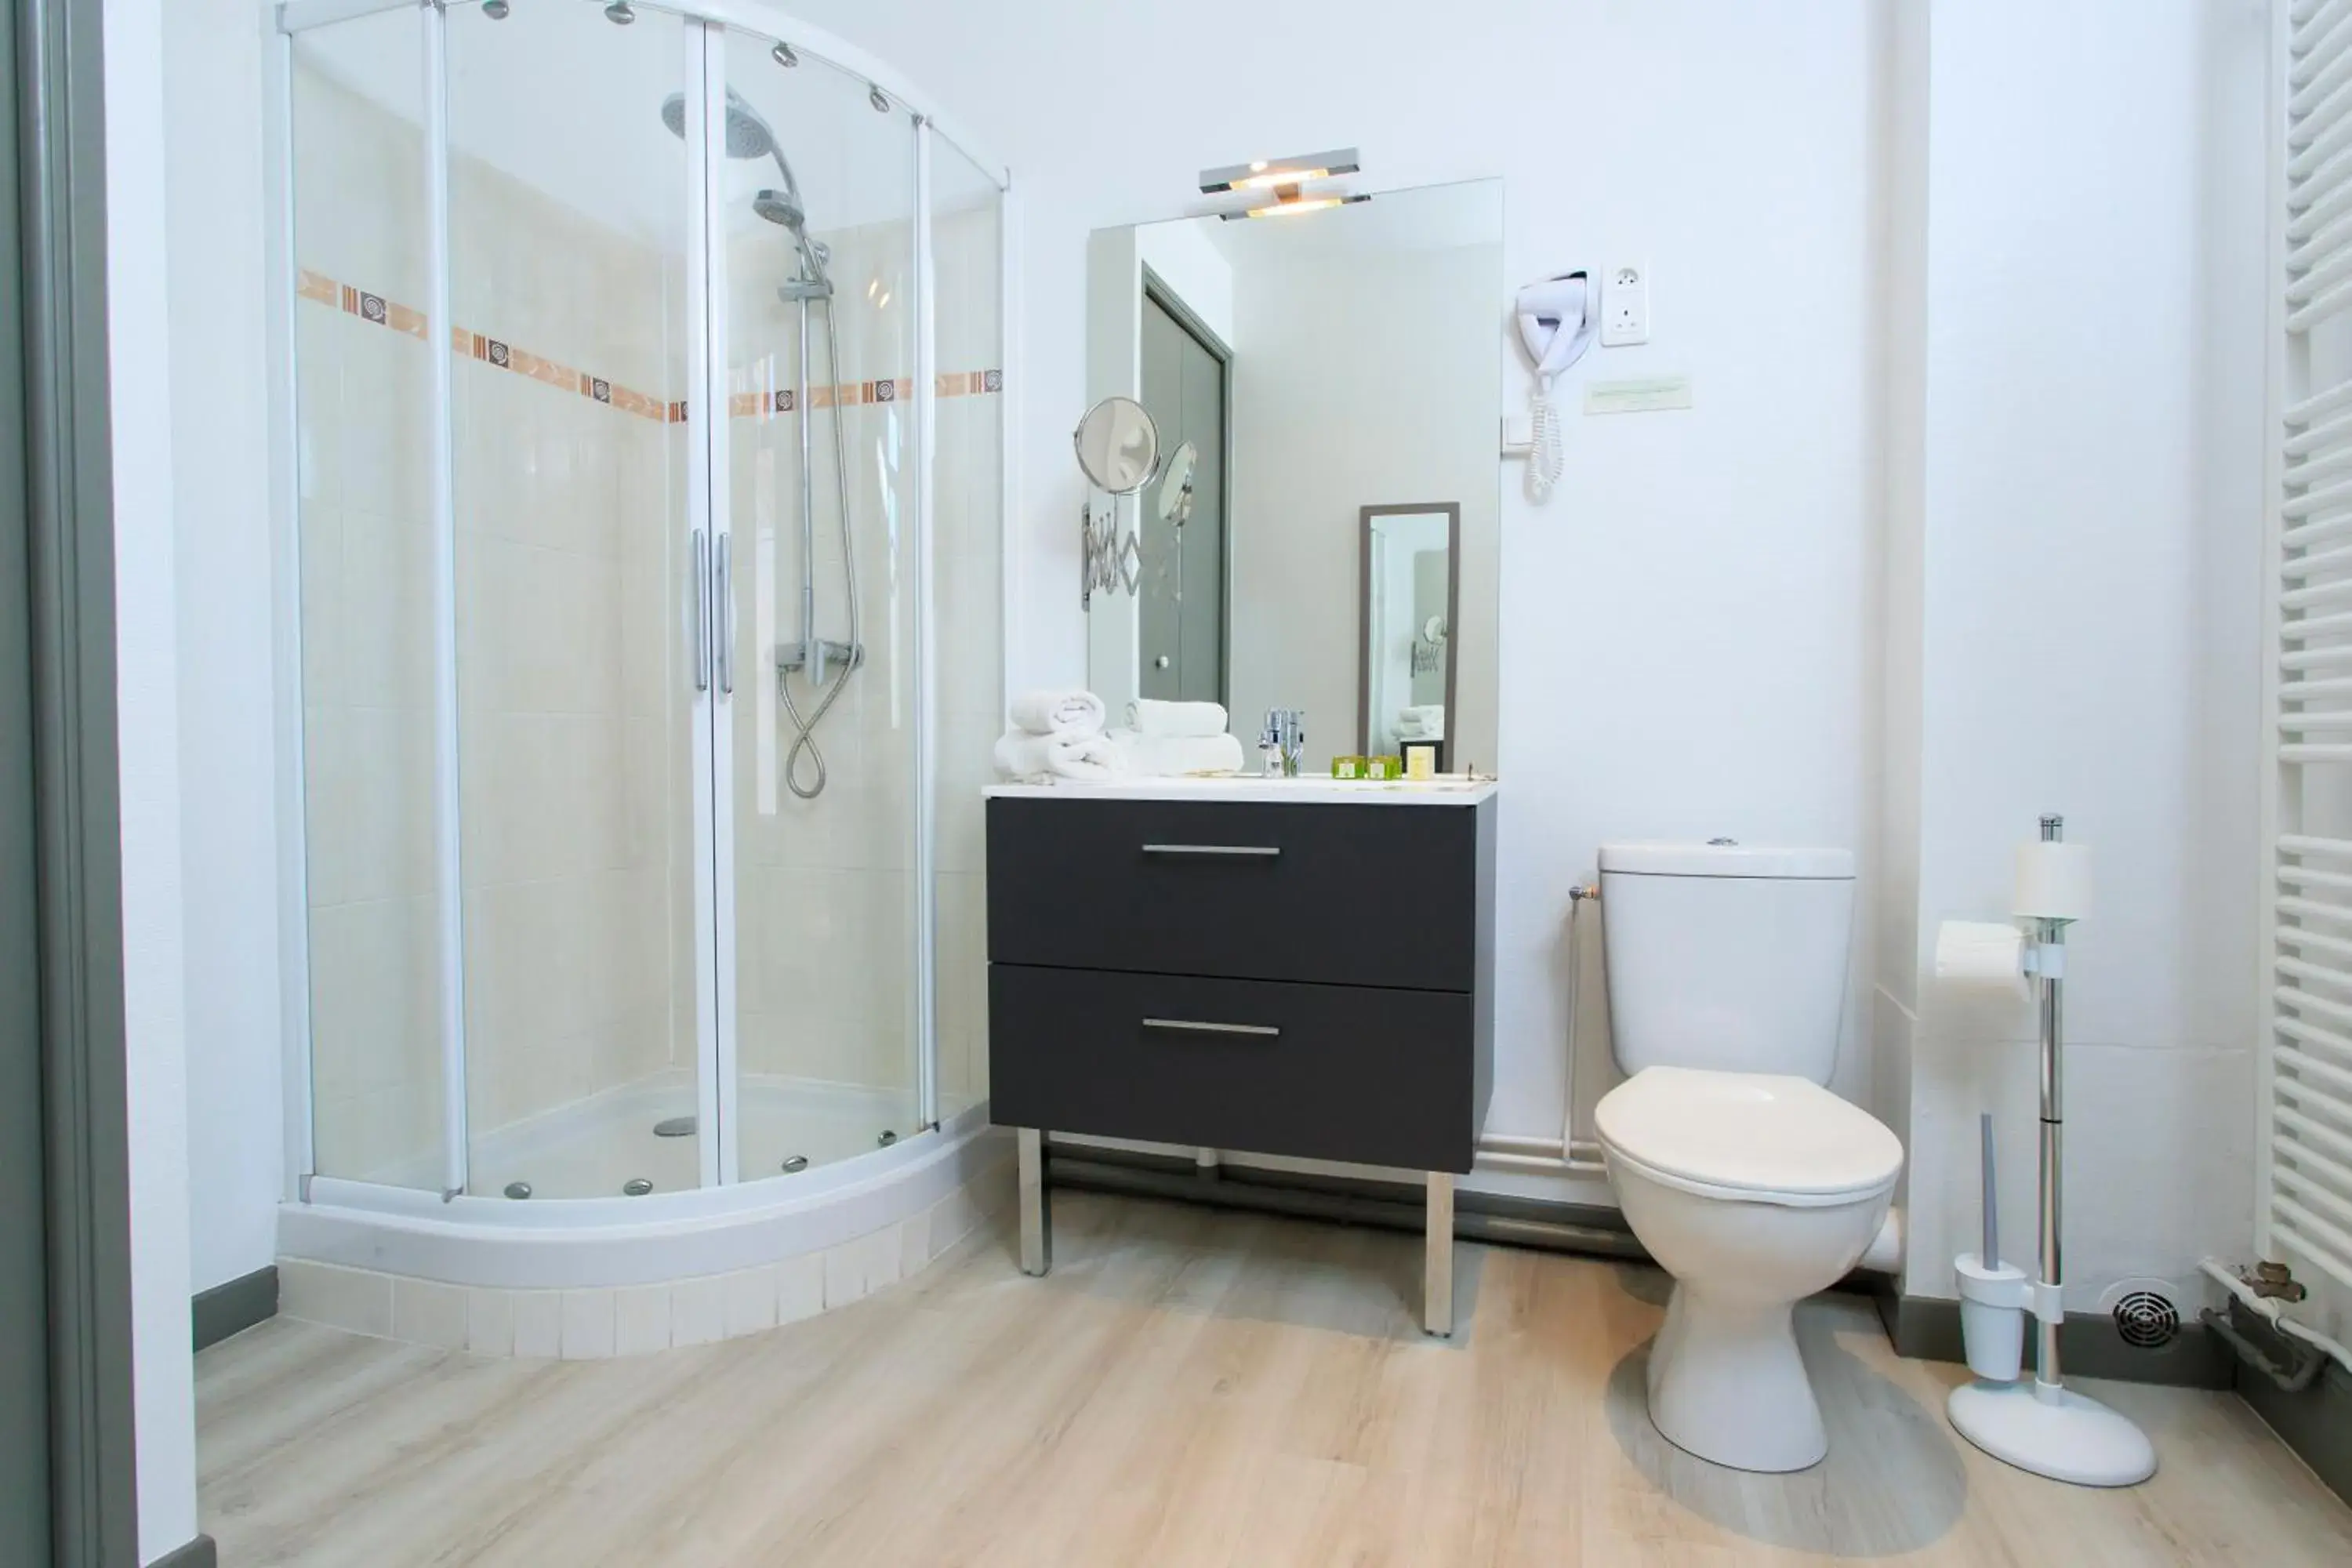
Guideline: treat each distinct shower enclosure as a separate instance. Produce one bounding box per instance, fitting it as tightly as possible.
[274,0,1007,1213]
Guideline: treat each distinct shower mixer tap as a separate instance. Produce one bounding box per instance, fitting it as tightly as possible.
[776,637,864,686]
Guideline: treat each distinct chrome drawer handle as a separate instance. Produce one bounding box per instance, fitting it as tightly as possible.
[1142,1018,1281,1037]
[1141,844,1280,857]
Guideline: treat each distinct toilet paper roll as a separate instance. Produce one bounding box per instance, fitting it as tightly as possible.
[2013,840,2093,922]
[1934,920,2029,1001]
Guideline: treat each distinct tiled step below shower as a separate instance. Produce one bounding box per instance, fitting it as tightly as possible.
[278,1157,1015,1359]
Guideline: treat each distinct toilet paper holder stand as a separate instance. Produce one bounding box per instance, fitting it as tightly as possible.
[1945,815,2158,1488]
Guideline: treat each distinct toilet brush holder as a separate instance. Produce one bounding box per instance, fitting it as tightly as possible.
[1955,1253,2028,1382]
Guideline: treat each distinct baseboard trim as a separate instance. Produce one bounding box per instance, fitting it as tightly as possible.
[1875,1285,2235,1389]
[147,1532,217,1568]
[2227,1305,2352,1508]
[192,1264,278,1352]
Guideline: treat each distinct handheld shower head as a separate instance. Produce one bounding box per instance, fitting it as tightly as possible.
[753,188,806,231]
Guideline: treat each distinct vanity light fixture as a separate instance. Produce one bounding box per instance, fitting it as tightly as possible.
[1219,187,1372,222]
[1200,147,1360,194]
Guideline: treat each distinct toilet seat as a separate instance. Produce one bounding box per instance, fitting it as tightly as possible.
[1596,1065,1902,1208]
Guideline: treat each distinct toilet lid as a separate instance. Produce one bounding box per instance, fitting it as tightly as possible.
[1595,1066,1902,1200]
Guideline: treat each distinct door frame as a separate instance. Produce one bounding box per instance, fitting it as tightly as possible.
[16,0,146,1559]
[1140,269,1232,708]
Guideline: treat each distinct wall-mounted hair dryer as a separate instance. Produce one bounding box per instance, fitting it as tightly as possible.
[1514,271,1596,502]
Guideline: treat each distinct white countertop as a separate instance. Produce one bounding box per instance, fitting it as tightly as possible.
[983,775,1497,806]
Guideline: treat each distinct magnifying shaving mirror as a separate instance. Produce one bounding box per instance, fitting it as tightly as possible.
[1074,395,1161,495]
[1076,397,1162,602]
[1157,439,1199,524]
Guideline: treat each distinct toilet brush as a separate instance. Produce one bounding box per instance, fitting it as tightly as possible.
[1945,816,2156,1487]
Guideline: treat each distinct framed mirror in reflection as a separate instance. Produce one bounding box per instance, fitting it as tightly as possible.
[1359,504,1459,770]
[1083,178,1502,773]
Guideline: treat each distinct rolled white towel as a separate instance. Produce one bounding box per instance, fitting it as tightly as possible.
[993,730,1125,783]
[1125,698,1229,739]
[1109,730,1246,778]
[1007,689,1107,739]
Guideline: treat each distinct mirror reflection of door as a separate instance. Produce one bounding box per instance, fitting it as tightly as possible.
[1138,285,1227,703]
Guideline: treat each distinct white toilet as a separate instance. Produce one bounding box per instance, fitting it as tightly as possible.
[1593,842,1902,1474]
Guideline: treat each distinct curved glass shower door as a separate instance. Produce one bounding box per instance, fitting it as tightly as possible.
[286,0,1006,1207]
[445,0,710,1198]
[717,30,923,1181]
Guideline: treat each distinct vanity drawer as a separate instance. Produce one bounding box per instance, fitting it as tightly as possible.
[989,964,1479,1172]
[985,796,1480,992]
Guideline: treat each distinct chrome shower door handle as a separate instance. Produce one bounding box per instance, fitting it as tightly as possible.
[716,533,735,695]
[691,528,710,692]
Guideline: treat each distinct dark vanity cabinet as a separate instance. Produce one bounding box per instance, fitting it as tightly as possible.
[984,785,1497,1333]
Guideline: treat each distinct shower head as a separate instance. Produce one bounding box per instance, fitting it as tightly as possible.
[659,87,778,161]
[753,187,806,231]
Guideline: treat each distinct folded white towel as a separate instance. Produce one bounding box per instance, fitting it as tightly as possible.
[1125,698,1229,739]
[1007,689,1107,739]
[993,730,1124,783]
[1394,704,1446,741]
[1109,730,1246,778]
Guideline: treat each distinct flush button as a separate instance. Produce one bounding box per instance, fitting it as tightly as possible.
[1708,837,1737,846]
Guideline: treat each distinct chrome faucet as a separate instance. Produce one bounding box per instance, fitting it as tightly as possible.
[1261,709,1305,777]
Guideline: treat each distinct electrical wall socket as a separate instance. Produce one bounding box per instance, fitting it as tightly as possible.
[1601,263,1650,347]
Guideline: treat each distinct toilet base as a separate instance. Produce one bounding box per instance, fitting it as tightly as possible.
[1646,1283,1826,1473]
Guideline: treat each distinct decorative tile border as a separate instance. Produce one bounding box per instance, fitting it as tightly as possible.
[456,326,670,423]
[275,1162,1014,1359]
[298,266,1002,427]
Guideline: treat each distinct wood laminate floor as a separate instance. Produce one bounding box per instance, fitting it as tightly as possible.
[199,1191,2352,1566]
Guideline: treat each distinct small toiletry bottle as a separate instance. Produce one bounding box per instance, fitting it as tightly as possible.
[1260,713,1284,777]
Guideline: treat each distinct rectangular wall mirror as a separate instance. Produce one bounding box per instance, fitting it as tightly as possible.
[1084,177,1503,773]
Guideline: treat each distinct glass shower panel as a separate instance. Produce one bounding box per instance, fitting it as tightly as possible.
[929,138,1004,1121]
[720,32,921,1177]
[445,2,703,1198]
[290,10,445,1190]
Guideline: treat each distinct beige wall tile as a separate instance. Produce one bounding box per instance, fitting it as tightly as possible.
[467,1289,516,1357]
[560,1290,616,1359]
[280,1260,394,1338]
[670,1276,725,1348]
[614,1284,672,1356]
[723,1266,778,1338]
[513,1290,562,1359]
[392,1278,470,1350]
[775,1253,824,1327]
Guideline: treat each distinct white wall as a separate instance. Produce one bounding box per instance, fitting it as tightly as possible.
[108,0,201,1555]
[1893,0,2267,1308]
[169,0,284,1294]
[795,0,1886,1199]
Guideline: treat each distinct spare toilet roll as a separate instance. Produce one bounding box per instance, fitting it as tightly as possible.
[1934,920,2030,1002]
[2012,840,2093,922]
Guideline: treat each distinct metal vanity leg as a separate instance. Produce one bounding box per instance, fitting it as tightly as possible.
[1424,1171,1454,1336]
[1018,1127,1052,1276]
